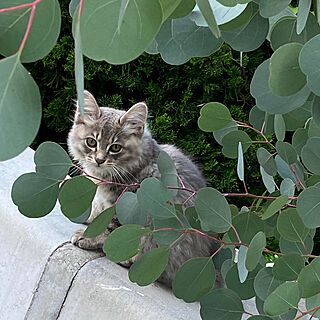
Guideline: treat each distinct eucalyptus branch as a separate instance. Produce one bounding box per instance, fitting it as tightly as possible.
[294,305,320,320]
[235,120,276,149]
[290,165,306,190]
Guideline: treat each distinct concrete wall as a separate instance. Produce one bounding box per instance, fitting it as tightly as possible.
[0,148,313,320]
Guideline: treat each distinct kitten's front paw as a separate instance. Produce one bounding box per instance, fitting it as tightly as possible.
[71,229,106,250]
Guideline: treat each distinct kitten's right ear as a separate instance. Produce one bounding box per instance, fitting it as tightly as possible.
[74,90,101,124]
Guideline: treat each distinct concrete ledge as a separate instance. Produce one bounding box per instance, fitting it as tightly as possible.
[0,148,314,320]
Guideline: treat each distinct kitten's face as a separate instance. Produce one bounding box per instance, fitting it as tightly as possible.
[68,91,147,181]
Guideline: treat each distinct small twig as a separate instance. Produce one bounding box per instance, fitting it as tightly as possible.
[115,186,128,205]
[183,192,196,205]
[243,181,248,194]
[290,165,306,190]
[169,232,186,248]
[231,224,241,243]
[0,0,43,13]
[210,244,225,259]
[294,305,320,320]
[177,175,185,188]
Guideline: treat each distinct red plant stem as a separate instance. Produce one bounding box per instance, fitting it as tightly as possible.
[243,181,248,194]
[169,232,186,248]
[115,186,128,205]
[177,175,185,188]
[261,121,266,135]
[183,192,196,205]
[0,0,42,13]
[231,224,241,243]
[78,0,84,19]
[290,165,306,190]
[18,4,36,54]
[223,192,297,201]
[294,305,320,320]
[210,244,225,259]
[236,120,276,149]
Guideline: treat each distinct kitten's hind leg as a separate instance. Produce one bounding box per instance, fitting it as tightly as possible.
[71,229,109,250]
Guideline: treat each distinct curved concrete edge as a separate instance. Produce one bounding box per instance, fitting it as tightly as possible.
[0,148,316,320]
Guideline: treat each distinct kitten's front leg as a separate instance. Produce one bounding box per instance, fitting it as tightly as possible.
[71,229,109,250]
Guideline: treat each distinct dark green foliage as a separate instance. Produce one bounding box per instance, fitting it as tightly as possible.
[26,0,269,194]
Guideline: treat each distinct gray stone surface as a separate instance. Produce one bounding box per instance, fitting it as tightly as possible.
[57,257,201,320]
[25,243,103,320]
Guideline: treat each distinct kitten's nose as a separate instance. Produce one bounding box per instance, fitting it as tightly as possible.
[95,158,106,165]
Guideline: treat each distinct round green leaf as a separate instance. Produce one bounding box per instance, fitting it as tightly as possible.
[225,264,262,300]
[219,3,253,31]
[270,14,320,51]
[280,178,295,198]
[80,0,163,64]
[169,0,195,18]
[277,208,309,242]
[297,0,312,35]
[228,213,265,244]
[69,205,91,224]
[259,0,291,18]
[301,137,320,174]
[276,141,297,165]
[213,121,238,145]
[247,316,273,320]
[273,253,305,281]
[264,282,301,316]
[58,176,97,219]
[308,119,320,138]
[299,34,320,96]
[200,288,244,320]
[185,206,201,230]
[237,245,249,283]
[221,3,269,52]
[103,225,150,262]
[221,259,235,279]
[292,128,309,155]
[116,192,147,226]
[11,172,59,218]
[262,195,288,220]
[221,130,252,159]
[157,151,178,196]
[254,267,284,301]
[250,59,310,114]
[297,182,320,228]
[137,177,176,220]
[245,231,266,271]
[84,206,115,238]
[34,142,72,180]
[274,114,286,141]
[269,43,306,96]
[261,166,275,193]
[198,102,233,132]
[159,0,184,21]
[0,0,61,63]
[195,187,232,233]
[172,257,216,302]
[257,147,277,176]
[0,55,41,161]
[275,155,298,184]
[154,16,223,65]
[279,233,314,256]
[298,256,320,298]
[129,247,169,286]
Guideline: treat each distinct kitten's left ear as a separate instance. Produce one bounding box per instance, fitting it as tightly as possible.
[75,90,101,124]
[119,102,148,135]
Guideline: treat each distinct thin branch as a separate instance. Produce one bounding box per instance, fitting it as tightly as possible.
[294,305,320,320]
[0,0,43,13]
[290,165,306,190]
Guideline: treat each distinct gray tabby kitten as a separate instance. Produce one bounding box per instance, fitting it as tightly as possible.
[68,90,223,287]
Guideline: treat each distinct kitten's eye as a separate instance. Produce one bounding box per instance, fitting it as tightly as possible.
[109,144,122,153]
[86,137,97,148]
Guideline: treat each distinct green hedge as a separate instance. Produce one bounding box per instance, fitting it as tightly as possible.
[27,0,270,196]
